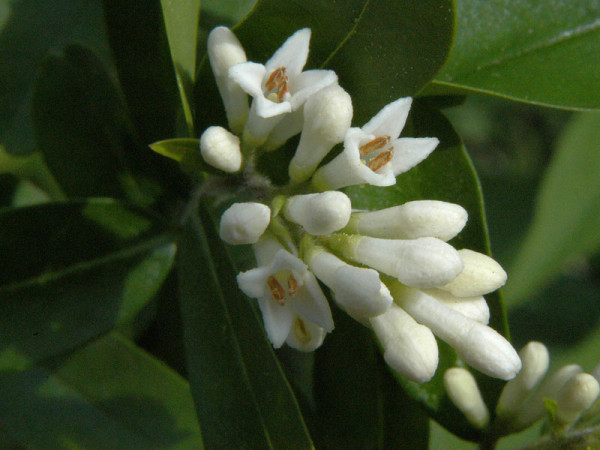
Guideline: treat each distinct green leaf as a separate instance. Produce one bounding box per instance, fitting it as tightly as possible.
[149,138,223,174]
[195,0,455,130]
[160,0,202,135]
[427,0,600,110]
[0,199,176,371]
[177,207,313,449]
[505,112,600,306]
[0,332,202,448]
[346,104,508,441]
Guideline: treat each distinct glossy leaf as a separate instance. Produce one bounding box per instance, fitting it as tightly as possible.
[506,112,600,306]
[195,0,455,131]
[0,199,176,371]
[149,138,222,174]
[0,332,202,448]
[178,207,313,449]
[345,104,508,440]
[428,0,600,110]
[160,0,201,134]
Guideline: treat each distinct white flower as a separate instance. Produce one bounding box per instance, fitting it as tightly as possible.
[283,191,351,236]
[322,234,463,288]
[439,249,507,297]
[444,368,490,429]
[344,200,468,241]
[369,303,438,383]
[229,28,337,146]
[391,283,521,380]
[554,373,600,425]
[219,202,270,245]
[311,97,439,190]
[207,27,249,133]
[288,84,353,182]
[237,235,333,350]
[305,246,393,320]
[200,126,242,173]
[421,288,490,325]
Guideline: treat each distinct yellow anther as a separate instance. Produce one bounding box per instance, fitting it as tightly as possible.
[359,135,391,156]
[267,275,286,305]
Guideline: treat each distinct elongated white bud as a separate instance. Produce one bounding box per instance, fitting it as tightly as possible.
[219,202,271,245]
[207,27,249,133]
[496,341,549,419]
[444,368,490,429]
[284,191,351,235]
[439,249,507,297]
[422,288,490,324]
[345,200,468,241]
[200,126,242,173]
[289,85,353,182]
[370,303,438,383]
[555,373,600,425]
[306,247,392,319]
[392,284,521,380]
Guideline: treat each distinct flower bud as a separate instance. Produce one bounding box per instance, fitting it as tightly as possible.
[369,303,438,383]
[207,27,249,133]
[288,84,353,182]
[219,202,271,245]
[496,341,549,419]
[444,368,490,429]
[439,249,507,297]
[555,373,600,425]
[200,126,242,173]
[422,288,489,324]
[284,191,351,235]
[344,200,468,241]
[285,317,326,352]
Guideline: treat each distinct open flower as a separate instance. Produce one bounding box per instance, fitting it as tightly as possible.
[312,97,439,190]
[237,235,333,351]
[229,28,337,146]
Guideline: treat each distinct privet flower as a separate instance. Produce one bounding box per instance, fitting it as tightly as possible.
[312,97,439,190]
[444,368,490,429]
[237,235,334,351]
[200,126,242,173]
[229,28,337,146]
[219,202,271,245]
[439,249,508,297]
[283,191,351,236]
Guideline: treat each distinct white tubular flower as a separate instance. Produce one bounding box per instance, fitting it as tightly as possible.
[263,108,304,151]
[229,28,337,146]
[306,246,392,320]
[369,303,438,383]
[421,288,490,325]
[444,368,490,429]
[237,235,333,350]
[439,249,507,297]
[496,341,550,419]
[284,191,351,236]
[219,202,271,245]
[344,200,467,241]
[288,84,353,182]
[200,126,242,173]
[392,284,521,380]
[311,97,439,190]
[554,373,600,425]
[514,364,584,430]
[323,234,463,288]
[285,316,326,352]
[207,27,249,133]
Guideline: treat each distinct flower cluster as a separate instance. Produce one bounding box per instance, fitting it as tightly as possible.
[202,26,521,383]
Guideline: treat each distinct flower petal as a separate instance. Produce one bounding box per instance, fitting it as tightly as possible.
[288,69,338,110]
[258,297,295,348]
[361,97,412,138]
[291,272,334,332]
[390,137,439,176]
[285,317,326,352]
[265,28,311,78]
[229,61,266,97]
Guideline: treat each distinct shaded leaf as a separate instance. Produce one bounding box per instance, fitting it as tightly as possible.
[0,199,176,371]
[0,332,201,448]
[177,207,313,448]
[428,0,600,110]
[149,138,223,174]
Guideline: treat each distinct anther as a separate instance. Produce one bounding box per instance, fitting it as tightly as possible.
[266,67,286,91]
[293,318,311,343]
[278,78,290,102]
[267,275,286,305]
[359,135,391,156]
[287,274,298,297]
[368,148,394,171]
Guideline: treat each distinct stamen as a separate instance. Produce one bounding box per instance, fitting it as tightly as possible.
[293,318,311,343]
[265,67,286,91]
[359,135,391,156]
[368,148,394,171]
[278,78,289,102]
[267,275,286,306]
[287,274,298,297]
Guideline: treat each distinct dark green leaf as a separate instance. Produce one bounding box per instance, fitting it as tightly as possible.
[346,104,508,440]
[506,112,600,305]
[160,0,201,134]
[178,207,313,449]
[0,199,176,371]
[195,0,455,130]
[150,138,223,174]
[427,0,600,110]
[0,332,202,448]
